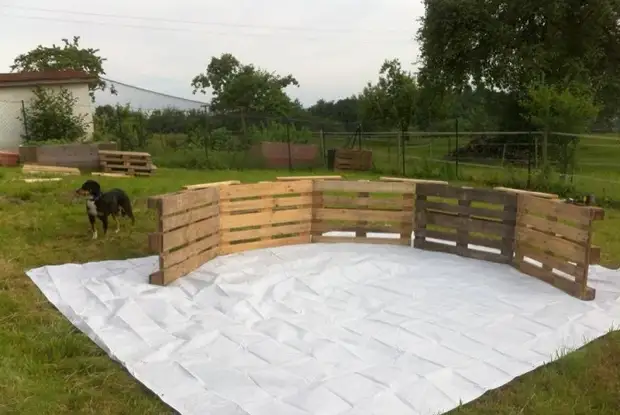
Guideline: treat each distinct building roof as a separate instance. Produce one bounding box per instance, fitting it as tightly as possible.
[0,70,97,87]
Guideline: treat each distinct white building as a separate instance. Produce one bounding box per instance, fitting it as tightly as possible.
[0,70,95,150]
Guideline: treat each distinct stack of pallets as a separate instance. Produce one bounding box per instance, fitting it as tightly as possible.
[99,150,153,176]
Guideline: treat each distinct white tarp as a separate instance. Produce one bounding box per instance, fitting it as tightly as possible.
[26,235,620,415]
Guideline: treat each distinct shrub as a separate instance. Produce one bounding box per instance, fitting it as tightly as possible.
[20,87,89,143]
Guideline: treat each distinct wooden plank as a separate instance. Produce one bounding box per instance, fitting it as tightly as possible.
[494,187,559,199]
[457,199,471,253]
[421,228,504,251]
[160,203,219,232]
[515,260,595,301]
[380,177,449,185]
[276,175,342,181]
[413,193,428,247]
[516,226,587,265]
[221,222,311,243]
[590,245,601,265]
[22,164,80,175]
[99,150,152,157]
[519,213,589,244]
[414,239,510,264]
[22,178,63,183]
[426,211,513,237]
[519,195,593,226]
[311,222,402,235]
[100,155,151,163]
[148,232,162,253]
[150,246,218,286]
[220,194,313,214]
[314,180,416,194]
[220,180,313,200]
[161,215,220,252]
[417,200,512,220]
[314,208,412,223]
[220,235,309,255]
[311,190,324,237]
[321,195,405,211]
[91,172,130,178]
[416,183,516,206]
[400,192,414,243]
[517,243,586,279]
[220,208,312,230]
[148,187,219,216]
[312,235,409,246]
[182,180,241,190]
[161,233,220,269]
[355,192,370,238]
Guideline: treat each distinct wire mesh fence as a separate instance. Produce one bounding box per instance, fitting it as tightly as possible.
[2,78,619,207]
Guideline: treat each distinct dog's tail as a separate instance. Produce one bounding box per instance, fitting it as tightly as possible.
[119,196,136,225]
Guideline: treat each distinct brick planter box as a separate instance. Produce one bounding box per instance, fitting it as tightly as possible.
[0,151,19,166]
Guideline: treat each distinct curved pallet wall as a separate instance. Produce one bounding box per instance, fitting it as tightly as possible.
[147,180,604,300]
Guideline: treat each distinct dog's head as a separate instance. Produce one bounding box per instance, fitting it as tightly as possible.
[76,180,101,197]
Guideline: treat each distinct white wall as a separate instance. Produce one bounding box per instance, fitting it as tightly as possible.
[0,83,94,151]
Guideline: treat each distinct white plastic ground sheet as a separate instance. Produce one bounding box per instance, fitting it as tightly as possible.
[26,232,620,415]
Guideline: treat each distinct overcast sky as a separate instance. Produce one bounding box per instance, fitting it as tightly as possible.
[0,0,423,109]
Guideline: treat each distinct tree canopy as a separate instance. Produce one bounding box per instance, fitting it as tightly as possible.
[11,36,115,102]
[416,0,620,125]
[191,53,299,117]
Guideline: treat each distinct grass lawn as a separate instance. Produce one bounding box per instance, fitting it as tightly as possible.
[0,166,618,414]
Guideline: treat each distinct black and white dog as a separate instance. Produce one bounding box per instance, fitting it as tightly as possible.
[76,180,135,239]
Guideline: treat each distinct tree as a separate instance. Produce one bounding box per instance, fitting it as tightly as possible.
[359,59,418,132]
[308,97,362,131]
[417,0,620,126]
[520,80,600,176]
[20,87,89,143]
[191,53,299,136]
[11,36,115,102]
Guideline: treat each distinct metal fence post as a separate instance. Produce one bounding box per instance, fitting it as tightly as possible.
[400,129,406,176]
[320,127,326,167]
[203,107,210,160]
[20,100,30,142]
[527,132,533,188]
[116,106,125,150]
[455,118,460,178]
[286,119,293,171]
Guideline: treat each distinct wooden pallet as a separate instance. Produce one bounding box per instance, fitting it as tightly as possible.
[334,149,373,171]
[99,150,153,176]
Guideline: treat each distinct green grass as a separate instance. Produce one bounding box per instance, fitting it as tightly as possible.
[0,166,618,414]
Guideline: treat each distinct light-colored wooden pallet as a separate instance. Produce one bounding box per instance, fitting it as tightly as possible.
[22,164,80,175]
[99,150,153,177]
[147,187,220,285]
[182,180,241,190]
